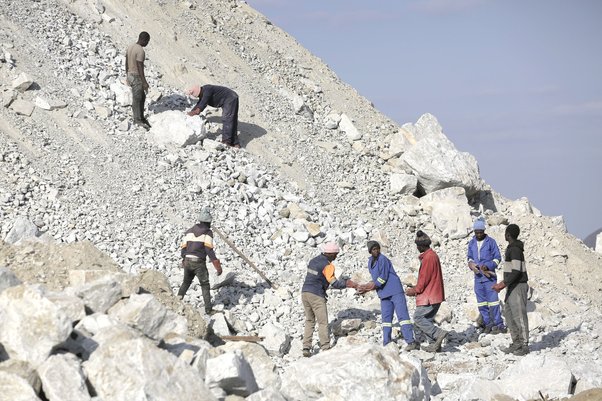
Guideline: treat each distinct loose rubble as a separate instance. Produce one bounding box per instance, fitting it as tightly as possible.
[0,0,601,400]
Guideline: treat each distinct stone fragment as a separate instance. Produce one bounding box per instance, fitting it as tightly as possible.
[38,354,91,401]
[0,285,72,366]
[147,111,206,147]
[219,342,281,390]
[4,216,40,244]
[0,267,21,294]
[109,81,132,106]
[205,350,259,396]
[12,72,33,92]
[390,172,418,195]
[10,99,35,116]
[0,371,41,401]
[339,113,362,141]
[259,322,291,356]
[0,360,41,394]
[419,187,472,239]
[72,276,122,313]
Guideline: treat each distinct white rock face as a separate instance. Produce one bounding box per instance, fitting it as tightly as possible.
[4,216,40,244]
[281,344,430,401]
[0,285,72,367]
[398,114,482,196]
[595,232,602,253]
[71,276,122,313]
[219,342,281,390]
[259,322,291,356]
[205,350,259,396]
[0,371,41,401]
[147,110,206,147]
[109,293,187,339]
[419,187,472,239]
[390,172,418,195]
[339,113,362,141]
[84,337,216,401]
[37,354,91,401]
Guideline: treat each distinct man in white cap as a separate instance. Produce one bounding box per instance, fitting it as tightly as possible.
[177,207,223,314]
[185,84,240,147]
[301,242,357,357]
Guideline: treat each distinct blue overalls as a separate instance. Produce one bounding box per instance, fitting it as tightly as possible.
[467,235,504,329]
[369,254,415,345]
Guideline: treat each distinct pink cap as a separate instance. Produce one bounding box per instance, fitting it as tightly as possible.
[322,242,340,254]
[185,85,201,97]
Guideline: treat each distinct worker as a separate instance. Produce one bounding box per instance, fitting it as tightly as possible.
[177,207,223,314]
[125,31,151,130]
[185,84,240,147]
[493,224,530,356]
[405,230,448,352]
[301,242,357,357]
[467,219,505,334]
[357,241,419,351]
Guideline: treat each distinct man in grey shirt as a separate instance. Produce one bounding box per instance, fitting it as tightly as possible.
[125,31,151,130]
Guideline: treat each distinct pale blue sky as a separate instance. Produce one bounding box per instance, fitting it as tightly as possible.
[248,0,602,240]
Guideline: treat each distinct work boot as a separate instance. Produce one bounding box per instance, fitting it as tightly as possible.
[491,326,507,335]
[424,331,448,353]
[512,344,530,356]
[404,342,420,352]
[501,342,520,354]
[479,325,492,335]
[302,349,311,358]
[134,120,151,130]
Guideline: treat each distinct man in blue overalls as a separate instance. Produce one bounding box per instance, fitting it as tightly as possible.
[358,241,418,351]
[467,219,505,334]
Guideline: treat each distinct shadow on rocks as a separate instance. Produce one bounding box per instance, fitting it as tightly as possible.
[530,325,581,352]
[205,115,268,148]
[148,93,191,113]
[212,279,270,312]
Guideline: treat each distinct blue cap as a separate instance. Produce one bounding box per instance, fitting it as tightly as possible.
[473,219,486,231]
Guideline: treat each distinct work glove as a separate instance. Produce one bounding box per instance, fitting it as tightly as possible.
[212,259,223,276]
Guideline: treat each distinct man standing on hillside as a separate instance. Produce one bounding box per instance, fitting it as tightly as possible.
[301,242,357,357]
[467,219,505,334]
[125,31,151,130]
[177,207,223,314]
[493,224,530,356]
[405,230,448,352]
[185,84,240,148]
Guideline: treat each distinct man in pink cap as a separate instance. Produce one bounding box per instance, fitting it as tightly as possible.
[185,84,240,147]
[301,242,357,357]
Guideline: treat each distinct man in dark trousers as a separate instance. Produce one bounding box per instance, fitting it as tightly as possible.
[301,242,357,357]
[177,207,223,314]
[493,224,530,356]
[125,31,151,130]
[185,84,240,147]
[405,230,448,352]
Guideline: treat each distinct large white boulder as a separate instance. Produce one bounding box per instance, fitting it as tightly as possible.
[419,187,473,239]
[147,110,206,147]
[11,72,34,92]
[390,172,418,195]
[259,322,291,356]
[281,344,430,401]
[339,113,362,141]
[4,216,40,244]
[109,81,131,106]
[0,285,72,367]
[70,276,122,313]
[0,371,41,401]
[219,342,281,390]
[83,337,216,401]
[398,114,483,196]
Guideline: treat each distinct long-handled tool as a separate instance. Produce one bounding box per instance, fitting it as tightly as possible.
[213,226,277,289]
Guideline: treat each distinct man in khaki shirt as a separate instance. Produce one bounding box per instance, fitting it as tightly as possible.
[125,31,150,129]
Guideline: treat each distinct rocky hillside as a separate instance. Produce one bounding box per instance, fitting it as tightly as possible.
[1,0,602,400]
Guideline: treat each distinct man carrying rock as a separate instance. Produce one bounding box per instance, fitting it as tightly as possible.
[125,31,151,130]
[185,84,240,147]
[405,230,448,352]
[492,224,530,356]
[357,241,419,351]
[301,242,357,357]
[177,207,223,314]
[468,219,505,334]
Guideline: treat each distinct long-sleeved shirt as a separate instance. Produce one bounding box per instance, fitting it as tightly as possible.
[193,85,238,113]
[414,248,445,306]
[302,254,348,299]
[180,223,217,262]
[368,254,404,299]
[467,235,501,282]
[502,239,528,292]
